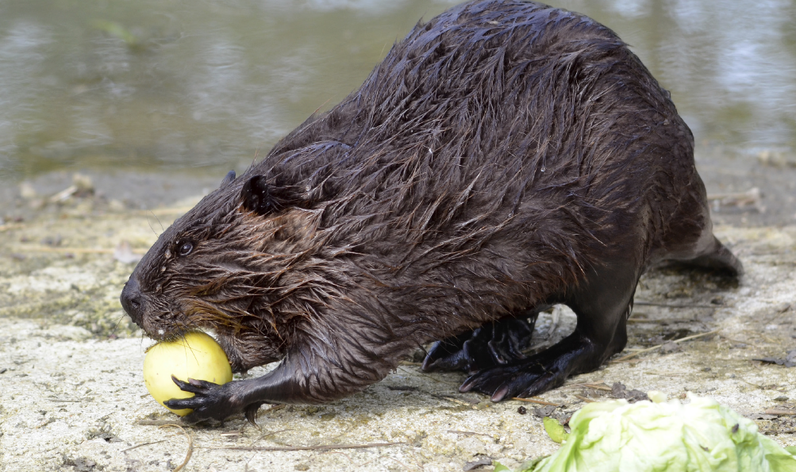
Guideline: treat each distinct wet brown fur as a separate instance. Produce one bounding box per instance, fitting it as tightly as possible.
[123,0,741,412]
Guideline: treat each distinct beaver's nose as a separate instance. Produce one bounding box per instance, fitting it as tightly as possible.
[120,277,144,326]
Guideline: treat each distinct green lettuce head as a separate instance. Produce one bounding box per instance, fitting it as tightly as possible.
[527,392,796,472]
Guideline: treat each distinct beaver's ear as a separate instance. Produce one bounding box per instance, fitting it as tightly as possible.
[240,175,304,215]
[220,170,236,188]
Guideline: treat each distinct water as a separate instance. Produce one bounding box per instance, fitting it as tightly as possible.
[1,0,794,193]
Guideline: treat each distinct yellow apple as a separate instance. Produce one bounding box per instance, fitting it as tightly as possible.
[143,331,233,416]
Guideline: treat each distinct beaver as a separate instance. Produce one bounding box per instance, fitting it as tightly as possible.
[120,0,742,423]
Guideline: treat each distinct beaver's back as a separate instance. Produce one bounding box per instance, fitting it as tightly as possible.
[256,0,700,296]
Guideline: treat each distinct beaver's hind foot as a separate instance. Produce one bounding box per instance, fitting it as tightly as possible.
[422,316,537,374]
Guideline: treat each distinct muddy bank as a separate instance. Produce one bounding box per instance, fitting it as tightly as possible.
[1,176,794,472]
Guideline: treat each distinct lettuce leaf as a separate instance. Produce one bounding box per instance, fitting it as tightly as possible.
[522,392,796,472]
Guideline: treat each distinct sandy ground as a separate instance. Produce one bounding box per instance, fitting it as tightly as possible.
[1,176,795,472]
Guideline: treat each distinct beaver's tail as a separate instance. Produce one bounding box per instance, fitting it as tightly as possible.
[685,234,743,277]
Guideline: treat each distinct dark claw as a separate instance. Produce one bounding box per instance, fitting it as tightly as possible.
[169,376,218,395]
[244,402,264,425]
[422,331,478,372]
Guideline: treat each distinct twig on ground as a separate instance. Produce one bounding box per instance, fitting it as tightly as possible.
[121,440,167,453]
[447,430,494,438]
[206,441,407,452]
[510,397,561,407]
[634,301,719,309]
[764,409,796,416]
[159,424,193,472]
[612,330,719,362]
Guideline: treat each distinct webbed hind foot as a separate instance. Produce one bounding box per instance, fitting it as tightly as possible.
[422,315,537,374]
[458,332,597,401]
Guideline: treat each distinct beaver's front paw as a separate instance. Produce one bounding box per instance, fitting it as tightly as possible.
[165,377,249,423]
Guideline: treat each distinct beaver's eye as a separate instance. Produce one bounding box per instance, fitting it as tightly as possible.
[177,240,194,257]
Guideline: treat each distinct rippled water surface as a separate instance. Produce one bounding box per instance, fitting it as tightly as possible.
[1,0,794,185]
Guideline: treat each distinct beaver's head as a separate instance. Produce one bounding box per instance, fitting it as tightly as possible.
[120,170,331,372]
